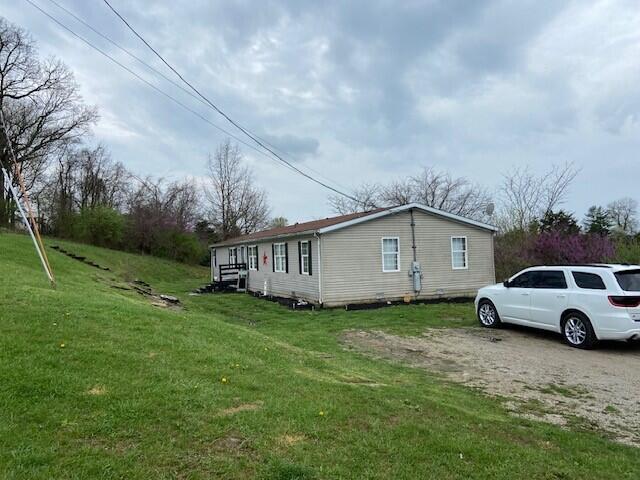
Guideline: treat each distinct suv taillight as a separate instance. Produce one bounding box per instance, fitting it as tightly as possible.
[608,296,640,308]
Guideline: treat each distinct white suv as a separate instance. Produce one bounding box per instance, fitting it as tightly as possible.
[475,265,640,349]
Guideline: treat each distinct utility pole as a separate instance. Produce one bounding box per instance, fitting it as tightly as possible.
[0,107,55,287]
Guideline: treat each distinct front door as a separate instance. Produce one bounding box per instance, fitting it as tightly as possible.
[501,271,533,322]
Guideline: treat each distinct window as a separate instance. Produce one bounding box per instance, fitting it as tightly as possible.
[212,249,216,267]
[229,247,237,265]
[248,246,258,271]
[531,271,567,289]
[509,271,534,288]
[615,270,640,292]
[273,243,287,273]
[572,272,606,290]
[382,237,400,272]
[239,246,245,264]
[299,241,311,275]
[451,236,468,269]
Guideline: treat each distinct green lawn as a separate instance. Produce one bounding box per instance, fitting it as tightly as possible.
[1,232,638,479]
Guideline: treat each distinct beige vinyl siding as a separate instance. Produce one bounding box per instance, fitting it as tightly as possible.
[213,236,320,302]
[320,210,495,306]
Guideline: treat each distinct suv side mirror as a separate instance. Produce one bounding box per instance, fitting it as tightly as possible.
[503,280,511,288]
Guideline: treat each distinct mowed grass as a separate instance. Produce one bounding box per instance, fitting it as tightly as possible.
[1,232,638,479]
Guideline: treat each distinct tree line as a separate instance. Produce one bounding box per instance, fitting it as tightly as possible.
[1,16,638,271]
[0,18,271,264]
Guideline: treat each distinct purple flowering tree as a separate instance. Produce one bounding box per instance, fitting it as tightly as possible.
[531,232,615,265]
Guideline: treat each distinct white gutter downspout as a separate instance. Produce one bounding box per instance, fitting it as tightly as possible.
[314,232,323,305]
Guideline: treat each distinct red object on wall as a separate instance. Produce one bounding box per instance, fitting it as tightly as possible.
[262,253,268,265]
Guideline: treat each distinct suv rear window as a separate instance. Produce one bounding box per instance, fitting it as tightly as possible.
[615,270,640,292]
[572,272,606,290]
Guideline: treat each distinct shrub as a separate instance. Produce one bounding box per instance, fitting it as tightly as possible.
[74,206,125,249]
[150,229,207,264]
[495,230,617,279]
[613,236,640,264]
[494,230,536,280]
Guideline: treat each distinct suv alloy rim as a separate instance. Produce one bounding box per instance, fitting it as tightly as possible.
[565,317,587,345]
[479,303,495,326]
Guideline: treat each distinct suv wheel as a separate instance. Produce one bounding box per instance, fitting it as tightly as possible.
[478,300,501,328]
[562,313,597,349]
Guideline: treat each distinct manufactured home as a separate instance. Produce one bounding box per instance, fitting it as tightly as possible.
[209,203,497,307]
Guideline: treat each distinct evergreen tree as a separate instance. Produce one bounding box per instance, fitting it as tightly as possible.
[583,206,611,235]
[538,210,581,235]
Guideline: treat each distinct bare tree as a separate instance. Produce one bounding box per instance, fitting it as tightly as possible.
[0,17,96,226]
[385,167,492,220]
[32,143,129,234]
[74,145,128,211]
[126,177,201,253]
[607,197,638,235]
[270,216,288,228]
[330,167,492,221]
[379,178,413,206]
[328,182,380,215]
[497,162,579,231]
[204,139,270,239]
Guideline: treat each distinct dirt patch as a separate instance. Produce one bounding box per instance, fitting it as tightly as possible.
[210,434,252,456]
[278,433,306,447]
[219,401,263,416]
[342,327,640,446]
[86,385,107,396]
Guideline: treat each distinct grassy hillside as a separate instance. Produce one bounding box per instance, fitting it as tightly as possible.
[1,232,638,479]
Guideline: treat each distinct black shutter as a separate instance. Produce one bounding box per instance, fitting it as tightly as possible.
[228,249,231,264]
[272,244,275,272]
[285,243,289,273]
[298,241,302,274]
[255,247,259,271]
[308,241,313,276]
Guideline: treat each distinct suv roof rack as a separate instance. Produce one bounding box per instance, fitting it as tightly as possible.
[529,264,614,269]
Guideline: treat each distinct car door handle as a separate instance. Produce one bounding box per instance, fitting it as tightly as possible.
[557,294,566,298]
[521,292,530,296]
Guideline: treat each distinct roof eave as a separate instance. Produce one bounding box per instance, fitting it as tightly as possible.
[209,229,318,248]
[317,202,498,234]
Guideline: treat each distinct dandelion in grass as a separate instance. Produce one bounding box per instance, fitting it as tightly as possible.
[60,343,65,348]
[221,377,228,384]
[319,410,325,416]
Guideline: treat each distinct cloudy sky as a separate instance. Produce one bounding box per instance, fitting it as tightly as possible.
[3,0,639,222]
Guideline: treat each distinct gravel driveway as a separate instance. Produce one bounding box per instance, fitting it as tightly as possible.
[342,326,640,446]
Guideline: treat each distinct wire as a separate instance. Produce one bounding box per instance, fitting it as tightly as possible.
[46,0,210,111]
[24,0,302,177]
[101,0,365,205]
[45,0,352,195]
[49,0,356,196]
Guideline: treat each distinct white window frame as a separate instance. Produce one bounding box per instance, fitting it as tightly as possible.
[300,240,310,275]
[451,236,468,270]
[274,243,287,273]
[381,237,400,273]
[248,245,258,271]
[229,247,237,265]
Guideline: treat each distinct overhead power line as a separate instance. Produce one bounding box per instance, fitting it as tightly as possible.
[25,0,302,177]
[43,0,352,195]
[101,0,365,205]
